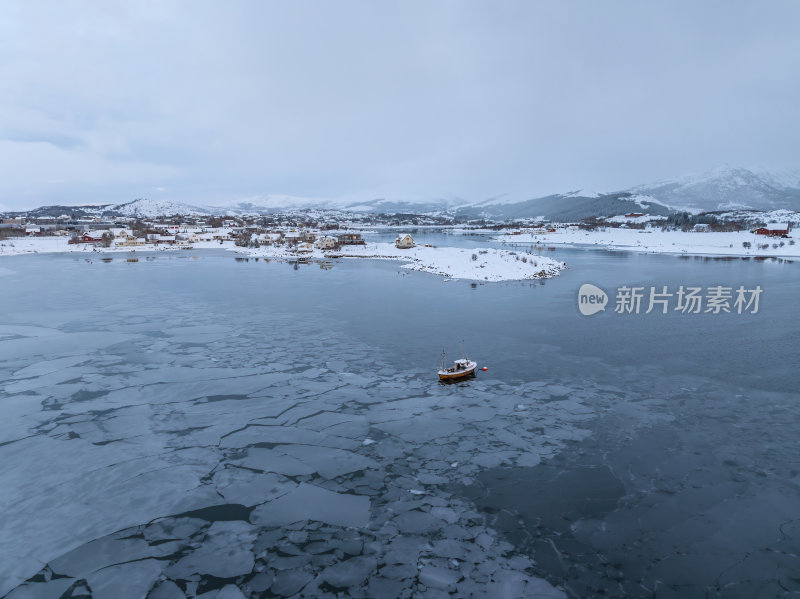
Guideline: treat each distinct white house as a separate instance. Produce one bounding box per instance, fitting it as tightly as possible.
[117,235,145,246]
[395,233,415,249]
[314,236,338,250]
[297,242,314,253]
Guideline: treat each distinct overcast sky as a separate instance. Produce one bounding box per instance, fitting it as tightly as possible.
[1,1,799,210]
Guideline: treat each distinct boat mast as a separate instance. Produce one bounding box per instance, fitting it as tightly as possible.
[440,349,446,371]
[461,340,468,361]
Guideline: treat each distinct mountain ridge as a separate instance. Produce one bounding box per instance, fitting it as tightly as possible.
[7,166,800,221]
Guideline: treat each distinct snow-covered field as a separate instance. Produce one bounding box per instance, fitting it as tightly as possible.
[240,242,566,282]
[496,229,800,258]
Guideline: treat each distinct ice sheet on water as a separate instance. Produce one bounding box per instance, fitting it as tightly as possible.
[0,433,219,594]
[213,467,296,506]
[0,394,54,445]
[419,564,461,590]
[0,258,598,598]
[392,510,446,534]
[161,324,232,343]
[325,418,371,439]
[144,517,207,544]
[122,365,261,387]
[271,444,379,479]
[367,396,431,419]
[211,585,247,599]
[372,437,408,460]
[11,355,89,379]
[0,324,64,339]
[485,568,566,599]
[471,450,517,468]
[373,416,463,443]
[277,402,337,425]
[270,569,313,596]
[297,366,326,378]
[85,558,163,599]
[382,536,431,566]
[4,577,74,599]
[291,411,365,432]
[544,384,574,397]
[234,447,316,476]
[148,580,186,599]
[321,556,377,588]
[430,506,460,524]
[220,425,359,450]
[367,576,407,598]
[0,332,140,361]
[49,536,157,577]
[250,483,370,528]
[454,405,498,422]
[431,539,468,560]
[517,452,542,467]
[166,521,256,580]
[417,473,448,485]
[488,427,537,451]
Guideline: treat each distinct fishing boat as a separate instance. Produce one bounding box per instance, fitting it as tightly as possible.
[438,345,477,381]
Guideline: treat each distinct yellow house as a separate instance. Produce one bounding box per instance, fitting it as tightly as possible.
[395,233,415,249]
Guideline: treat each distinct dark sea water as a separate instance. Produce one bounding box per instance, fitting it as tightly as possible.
[0,236,797,598]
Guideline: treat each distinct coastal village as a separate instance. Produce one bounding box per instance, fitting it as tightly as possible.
[0,207,793,248]
[0,206,796,277]
[0,212,569,282]
[0,213,420,255]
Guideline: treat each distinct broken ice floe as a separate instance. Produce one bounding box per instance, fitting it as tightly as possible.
[0,311,597,597]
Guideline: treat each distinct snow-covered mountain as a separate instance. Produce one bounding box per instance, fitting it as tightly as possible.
[9,166,800,221]
[211,194,344,213]
[454,166,800,221]
[628,166,800,213]
[212,196,458,216]
[111,198,210,217]
[453,191,673,222]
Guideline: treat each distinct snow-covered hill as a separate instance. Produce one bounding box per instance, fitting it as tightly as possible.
[628,166,800,212]
[453,166,800,221]
[8,166,800,220]
[210,195,459,215]
[111,198,209,217]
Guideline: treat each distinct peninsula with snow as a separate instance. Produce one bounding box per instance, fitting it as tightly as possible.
[241,238,565,282]
[0,220,566,283]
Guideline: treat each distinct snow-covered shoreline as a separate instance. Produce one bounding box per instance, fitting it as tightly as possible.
[0,238,567,282]
[237,241,566,282]
[0,237,226,256]
[495,229,800,259]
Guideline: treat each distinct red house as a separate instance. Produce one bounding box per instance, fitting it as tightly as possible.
[753,223,790,237]
[78,231,107,243]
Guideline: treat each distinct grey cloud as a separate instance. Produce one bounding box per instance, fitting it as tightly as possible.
[1,0,798,210]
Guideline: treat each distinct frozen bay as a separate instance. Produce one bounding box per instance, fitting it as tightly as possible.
[0,244,797,597]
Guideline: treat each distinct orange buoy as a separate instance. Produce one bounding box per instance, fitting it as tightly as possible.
[482,367,488,371]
